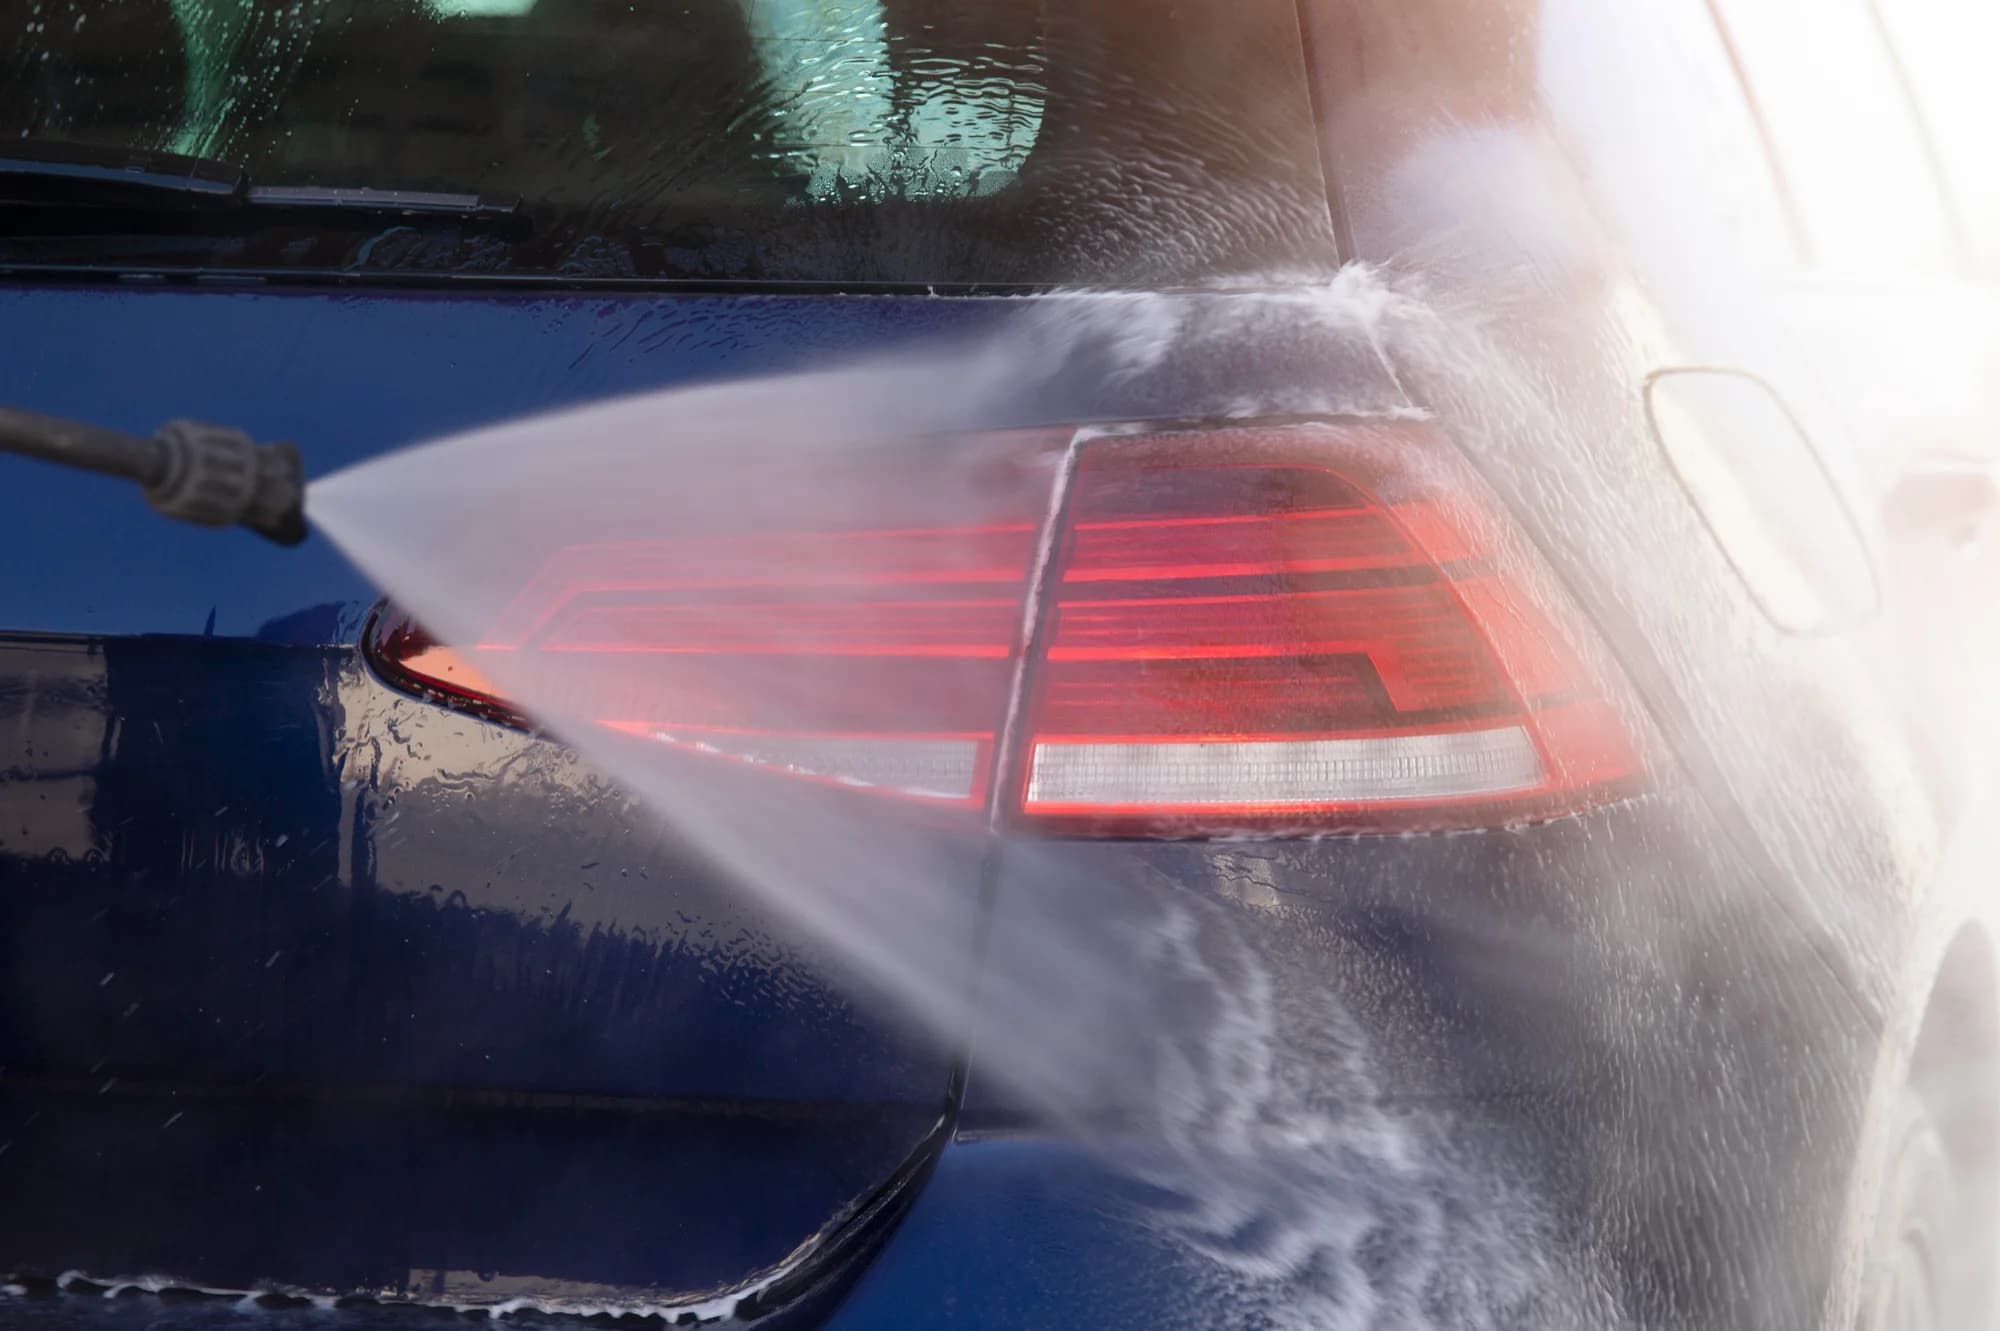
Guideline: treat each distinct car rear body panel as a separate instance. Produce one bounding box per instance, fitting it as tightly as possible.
[0,627,958,1303]
[0,281,1411,1313]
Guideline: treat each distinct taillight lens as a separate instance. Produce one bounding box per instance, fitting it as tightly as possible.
[370,523,1038,807]
[367,421,1643,835]
[1014,425,1640,832]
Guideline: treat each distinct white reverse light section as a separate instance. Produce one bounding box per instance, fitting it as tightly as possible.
[1024,726,1545,810]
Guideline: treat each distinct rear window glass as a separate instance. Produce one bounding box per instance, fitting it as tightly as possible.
[0,0,1341,286]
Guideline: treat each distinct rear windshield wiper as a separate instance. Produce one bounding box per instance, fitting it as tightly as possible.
[0,138,521,223]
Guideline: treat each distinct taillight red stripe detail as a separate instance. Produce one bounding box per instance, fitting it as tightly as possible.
[481,526,1039,649]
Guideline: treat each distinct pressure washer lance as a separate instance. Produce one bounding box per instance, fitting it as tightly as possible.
[0,404,307,546]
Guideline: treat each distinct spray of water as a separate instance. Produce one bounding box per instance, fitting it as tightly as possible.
[301,269,1638,1329]
[286,105,2000,1331]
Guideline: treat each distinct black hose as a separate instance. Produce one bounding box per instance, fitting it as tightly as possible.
[0,405,307,545]
[0,405,167,487]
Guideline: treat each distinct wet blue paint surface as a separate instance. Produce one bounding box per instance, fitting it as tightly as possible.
[0,281,1401,1310]
[0,282,1885,1326]
[0,1138,1209,1328]
[0,285,1011,1307]
[0,288,1004,638]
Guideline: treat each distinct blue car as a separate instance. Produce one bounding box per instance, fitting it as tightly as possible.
[5,2,2000,1328]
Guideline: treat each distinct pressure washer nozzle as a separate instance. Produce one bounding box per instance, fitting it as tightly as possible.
[146,419,308,546]
[0,403,307,546]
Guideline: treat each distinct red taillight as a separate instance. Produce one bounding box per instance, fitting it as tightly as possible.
[368,421,1644,834]
[370,523,1037,807]
[1013,426,1639,832]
